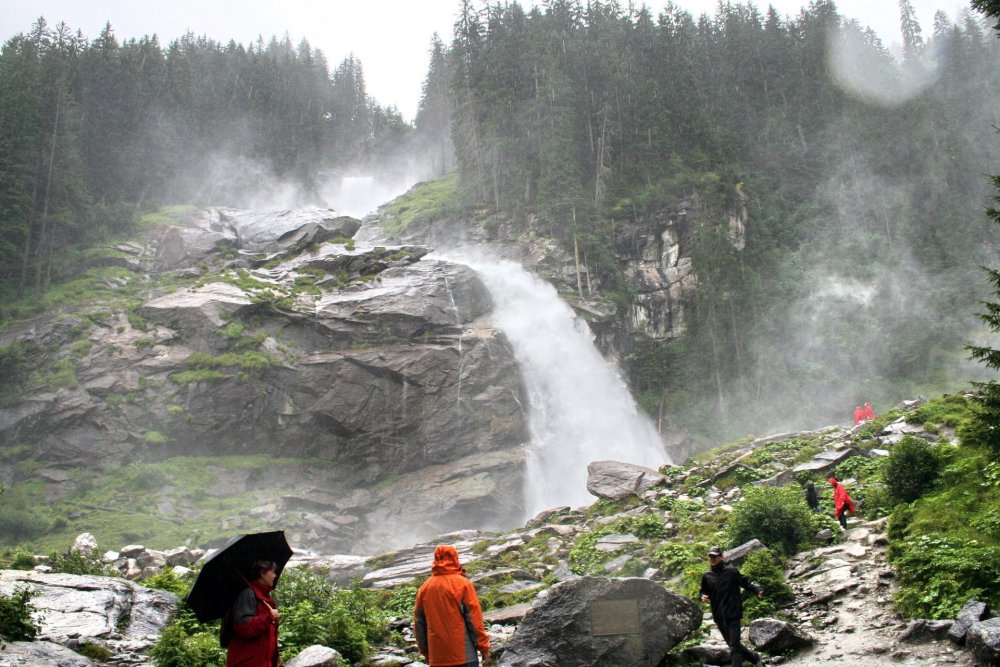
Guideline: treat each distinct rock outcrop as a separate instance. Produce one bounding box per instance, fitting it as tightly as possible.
[0,207,529,554]
[496,576,702,667]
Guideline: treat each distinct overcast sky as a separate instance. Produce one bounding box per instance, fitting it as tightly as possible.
[0,0,973,121]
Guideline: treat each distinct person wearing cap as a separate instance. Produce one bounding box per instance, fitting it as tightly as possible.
[700,546,765,667]
[414,545,491,667]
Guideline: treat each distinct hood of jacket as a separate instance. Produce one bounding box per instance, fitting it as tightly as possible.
[431,545,466,576]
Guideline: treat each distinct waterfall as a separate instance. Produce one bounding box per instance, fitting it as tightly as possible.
[440,252,670,515]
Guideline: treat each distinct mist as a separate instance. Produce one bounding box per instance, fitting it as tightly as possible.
[435,249,670,515]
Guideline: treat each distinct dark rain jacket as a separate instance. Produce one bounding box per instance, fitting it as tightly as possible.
[224,579,279,667]
[700,561,762,624]
[414,545,490,667]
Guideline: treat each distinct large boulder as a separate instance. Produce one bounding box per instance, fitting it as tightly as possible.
[0,640,96,666]
[497,576,702,667]
[948,599,990,645]
[285,645,345,667]
[748,618,816,653]
[967,617,1000,666]
[0,570,177,664]
[586,461,666,500]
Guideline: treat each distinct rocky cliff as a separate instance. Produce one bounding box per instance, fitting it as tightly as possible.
[0,207,529,554]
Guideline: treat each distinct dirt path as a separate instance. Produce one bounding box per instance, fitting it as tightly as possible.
[772,518,975,667]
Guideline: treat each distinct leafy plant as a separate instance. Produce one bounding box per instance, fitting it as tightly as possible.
[725,486,817,557]
[0,586,42,641]
[884,436,941,505]
[738,549,794,621]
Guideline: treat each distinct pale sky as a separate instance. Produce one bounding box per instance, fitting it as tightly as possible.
[0,0,973,122]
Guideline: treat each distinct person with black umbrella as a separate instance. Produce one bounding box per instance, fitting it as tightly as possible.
[221,559,281,667]
[185,531,292,667]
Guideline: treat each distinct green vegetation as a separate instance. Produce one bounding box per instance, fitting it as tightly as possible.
[380,173,460,235]
[883,436,942,505]
[724,486,817,557]
[0,586,41,641]
[0,456,322,553]
[151,567,408,667]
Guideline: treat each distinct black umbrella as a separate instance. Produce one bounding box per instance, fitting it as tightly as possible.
[186,530,293,623]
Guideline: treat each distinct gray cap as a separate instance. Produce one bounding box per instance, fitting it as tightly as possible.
[707,546,724,557]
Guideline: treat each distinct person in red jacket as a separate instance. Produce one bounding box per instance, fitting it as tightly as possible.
[222,560,281,667]
[414,545,491,667]
[853,405,864,425]
[864,402,876,421]
[828,477,856,530]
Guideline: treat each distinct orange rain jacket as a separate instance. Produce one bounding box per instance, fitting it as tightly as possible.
[414,545,490,667]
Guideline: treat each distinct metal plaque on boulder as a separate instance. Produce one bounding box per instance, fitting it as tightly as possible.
[590,598,641,636]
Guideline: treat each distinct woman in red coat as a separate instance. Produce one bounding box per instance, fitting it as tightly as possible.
[828,477,855,530]
[222,560,281,667]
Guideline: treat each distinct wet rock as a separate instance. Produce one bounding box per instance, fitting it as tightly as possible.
[749,618,816,653]
[586,461,666,500]
[949,599,990,645]
[497,576,701,667]
[967,617,1000,665]
[899,619,954,642]
[285,644,345,667]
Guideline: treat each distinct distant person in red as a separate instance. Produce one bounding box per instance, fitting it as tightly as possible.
[864,402,876,421]
[828,477,855,529]
[853,405,864,425]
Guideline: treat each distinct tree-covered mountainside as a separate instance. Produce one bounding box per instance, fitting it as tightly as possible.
[0,19,444,303]
[443,0,1000,439]
[2,1,1000,442]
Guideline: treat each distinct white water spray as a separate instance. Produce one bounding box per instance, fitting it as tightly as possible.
[441,252,670,515]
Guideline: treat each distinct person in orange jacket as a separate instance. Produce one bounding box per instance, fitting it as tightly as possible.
[853,405,864,425]
[864,402,876,421]
[828,476,856,529]
[414,545,491,667]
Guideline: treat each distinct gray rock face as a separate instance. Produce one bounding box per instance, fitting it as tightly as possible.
[0,570,177,666]
[748,618,815,653]
[949,599,990,645]
[0,640,95,667]
[967,617,1000,665]
[0,208,531,554]
[497,576,702,667]
[586,461,666,500]
[285,645,345,667]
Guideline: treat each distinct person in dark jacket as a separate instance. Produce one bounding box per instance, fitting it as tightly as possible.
[804,481,820,511]
[700,546,764,667]
[222,559,281,667]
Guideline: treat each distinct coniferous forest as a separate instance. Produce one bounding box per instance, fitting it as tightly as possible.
[2,0,1000,437]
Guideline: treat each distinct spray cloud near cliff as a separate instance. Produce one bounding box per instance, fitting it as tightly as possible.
[439,247,670,515]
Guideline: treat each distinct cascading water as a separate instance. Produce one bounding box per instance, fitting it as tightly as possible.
[438,251,671,516]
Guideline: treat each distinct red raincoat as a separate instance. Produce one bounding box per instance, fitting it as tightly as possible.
[225,579,279,667]
[864,402,876,421]
[828,477,855,517]
[853,406,864,425]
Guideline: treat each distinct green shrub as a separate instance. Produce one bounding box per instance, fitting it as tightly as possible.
[0,586,42,641]
[273,568,387,664]
[884,436,941,505]
[0,506,50,541]
[9,551,36,570]
[46,550,120,577]
[725,486,817,557]
[149,612,225,667]
[891,534,1000,618]
[738,549,794,621]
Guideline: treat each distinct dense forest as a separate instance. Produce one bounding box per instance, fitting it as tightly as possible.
[444,0,1000,435]
[0,19,444,300]
[1,0,999,438]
